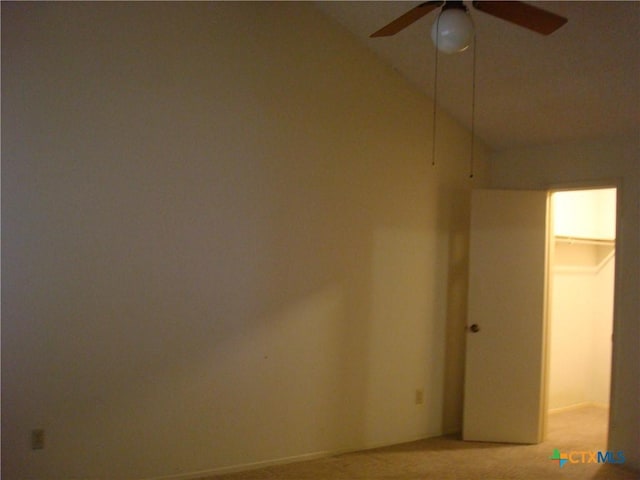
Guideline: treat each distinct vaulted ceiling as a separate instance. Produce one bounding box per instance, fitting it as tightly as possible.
[315,1,640,150]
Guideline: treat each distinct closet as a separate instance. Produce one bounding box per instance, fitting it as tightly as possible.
[548,188,616,411]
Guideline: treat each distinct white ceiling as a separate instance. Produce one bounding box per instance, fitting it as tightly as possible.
[314,1,640,150]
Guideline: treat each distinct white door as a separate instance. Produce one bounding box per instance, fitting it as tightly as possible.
[463,189,550,444]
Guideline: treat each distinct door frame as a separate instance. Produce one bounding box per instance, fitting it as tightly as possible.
[544,179,622,449]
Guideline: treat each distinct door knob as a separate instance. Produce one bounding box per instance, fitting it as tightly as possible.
[469,324,480,333]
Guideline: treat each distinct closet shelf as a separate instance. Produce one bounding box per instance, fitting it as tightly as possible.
[554,235,615,246]
[553,235,616,273]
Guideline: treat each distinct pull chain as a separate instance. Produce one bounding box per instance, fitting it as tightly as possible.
[469,31,477,179]
[432,12,477,179]
[431,15,441,167]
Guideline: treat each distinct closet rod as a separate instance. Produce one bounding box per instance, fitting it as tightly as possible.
[554,235,615,246]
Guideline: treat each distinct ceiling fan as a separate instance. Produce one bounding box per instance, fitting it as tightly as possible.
[371,1,567,53]
[370,1,567,175]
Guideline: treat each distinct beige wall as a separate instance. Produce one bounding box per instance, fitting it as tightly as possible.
[553,189,617,240]
[490,138,640,471]
[1,2,489,478]
[549,249,614,409]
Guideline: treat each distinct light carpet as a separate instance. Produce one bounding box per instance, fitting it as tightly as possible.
[200,405,638,479]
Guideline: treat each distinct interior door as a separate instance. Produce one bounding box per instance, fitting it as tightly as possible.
[463,189,550,443]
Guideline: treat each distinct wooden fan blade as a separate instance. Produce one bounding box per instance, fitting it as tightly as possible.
[472,1,567,35]
[370,1,444,37]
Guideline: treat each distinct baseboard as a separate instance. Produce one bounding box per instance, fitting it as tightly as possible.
[548,402,609,414]
[142,450,334,480]
[142,433,440,480]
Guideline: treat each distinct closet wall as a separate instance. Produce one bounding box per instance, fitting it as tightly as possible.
[548,189,616,411]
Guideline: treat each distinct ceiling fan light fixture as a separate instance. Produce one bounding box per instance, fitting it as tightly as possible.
[431,7,474,54]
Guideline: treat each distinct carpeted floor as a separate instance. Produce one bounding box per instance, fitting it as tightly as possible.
[201,405,637,479]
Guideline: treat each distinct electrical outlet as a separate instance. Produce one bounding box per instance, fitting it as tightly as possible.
[415,389,424,405]
[31,429,45,450]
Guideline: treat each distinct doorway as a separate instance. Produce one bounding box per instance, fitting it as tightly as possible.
[463,188,620,445]
[547,187,616,447]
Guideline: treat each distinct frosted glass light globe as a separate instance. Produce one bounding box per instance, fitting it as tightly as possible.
[431,8,473,54]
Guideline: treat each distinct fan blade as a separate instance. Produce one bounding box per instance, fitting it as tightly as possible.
[472,1,567,35]
[370,1,444,37]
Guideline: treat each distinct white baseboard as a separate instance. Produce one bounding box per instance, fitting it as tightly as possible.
[142,433,440,480]
[143,450,334,480]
